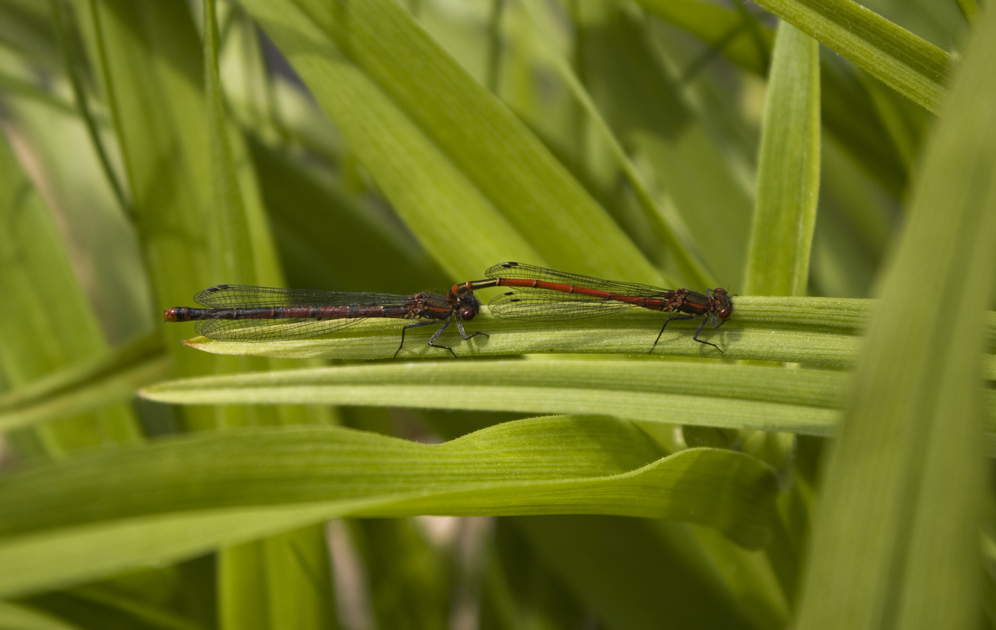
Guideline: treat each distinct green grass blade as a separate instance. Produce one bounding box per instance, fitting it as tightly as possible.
[219,525,337,630]
[514,517,786,630]
[0,419,779,597]
[519,0,713,286]
[0,122,141,455]
[203,0,254,286]
[0,335,169,432]
[749,0,951,113]
[795,6,996,628]
[240,0,660,281]
[141,359,842,436]
[79,0,218,389]
[161,296,875,366]
[139,359,996,450]
[744,22,820,296]
[239,0,538,278]
[955,0,980,23]
[246,138,449,293]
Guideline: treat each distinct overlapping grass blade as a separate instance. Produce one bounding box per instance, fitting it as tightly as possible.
[796,6,996,628]
[744,22,820,296]
[239,0,661,281]
[0,418,779,597]
[749,0,951,112]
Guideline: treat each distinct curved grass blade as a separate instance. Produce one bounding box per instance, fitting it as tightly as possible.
[0,418,779,597]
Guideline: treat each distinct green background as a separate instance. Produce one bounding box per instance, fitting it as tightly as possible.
[0,0,993,628]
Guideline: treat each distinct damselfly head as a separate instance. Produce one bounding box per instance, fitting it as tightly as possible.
[458,292,481,321]
[711,288,734,319]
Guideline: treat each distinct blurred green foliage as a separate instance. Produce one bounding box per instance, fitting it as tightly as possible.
[0,0,993,629]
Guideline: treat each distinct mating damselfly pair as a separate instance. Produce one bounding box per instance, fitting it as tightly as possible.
[164,262,734,357]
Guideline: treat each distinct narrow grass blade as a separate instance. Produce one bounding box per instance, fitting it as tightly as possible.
[744,22,820,296]
[0,123,141,454]
[79,0,219,392]
[795,7,996,628]
[219,525,336,630]
[240,0,661,281]
[203,0,254,286]
[142,359,842,436]
[140,359,996,451]
[0,336,169,432]
[749,0,951,113]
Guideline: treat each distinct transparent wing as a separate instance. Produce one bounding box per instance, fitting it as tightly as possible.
[487,292,637,321]
[195,317,368,342]
[193,285,407,308]
[188,285,421,341]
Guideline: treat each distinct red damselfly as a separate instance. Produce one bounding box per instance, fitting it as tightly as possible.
[451,262,733,352]
[163,284,485,358]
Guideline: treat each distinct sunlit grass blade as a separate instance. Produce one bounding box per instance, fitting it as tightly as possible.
[723,30,822,592]
[140,359,996,452]
[0,118,142,454]
[519,0,713,287]
[170,313,864,366]
[239,0,661,281]
[744,22,820,296]
[0,419,779,597]
[140,358,843,435]
[749,0,951,113]
[795,6,996,628]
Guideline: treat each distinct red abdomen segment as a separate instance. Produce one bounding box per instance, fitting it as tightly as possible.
[486,277,671,310]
